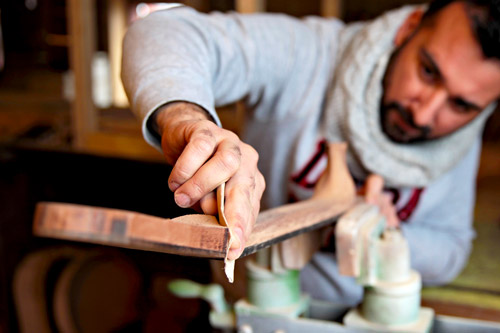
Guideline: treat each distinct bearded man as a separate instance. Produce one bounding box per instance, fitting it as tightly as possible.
[121,0,500,304]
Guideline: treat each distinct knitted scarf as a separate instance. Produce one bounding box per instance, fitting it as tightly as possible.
[324,6,495,188]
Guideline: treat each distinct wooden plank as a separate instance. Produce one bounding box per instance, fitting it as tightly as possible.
[244,198,353,256]
[33,198,353,259]
[32,143,356,260]
[33,202,230,258]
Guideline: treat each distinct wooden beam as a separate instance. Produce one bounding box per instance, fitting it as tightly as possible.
[321,0,343,18]
[107,0,129,108]
[235,0,266,13]
[66,0,98,148]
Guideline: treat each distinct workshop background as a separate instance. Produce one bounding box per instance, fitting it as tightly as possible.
[0,0,499,332]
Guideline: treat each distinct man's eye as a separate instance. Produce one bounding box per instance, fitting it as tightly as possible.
[451,99,470,113]
[420,63,435,81]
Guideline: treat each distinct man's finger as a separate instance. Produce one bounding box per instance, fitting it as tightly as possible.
[168,127,217,192]
[174,140,241,208]
[224,172,265,260]
[224,183,254,260]
[381,193,399,227]
[227,227,244,260]
[199,191,218,216]
[365,174,384,204]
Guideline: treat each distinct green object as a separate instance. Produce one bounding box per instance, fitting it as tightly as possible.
[167,279,235,329]
[246,259,301,310]
[361,273,421,325]
[167,279,229,313]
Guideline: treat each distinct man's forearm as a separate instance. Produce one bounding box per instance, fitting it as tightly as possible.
[146,102,213,146]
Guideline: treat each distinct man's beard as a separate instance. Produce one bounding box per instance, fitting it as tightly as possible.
[380,101,432,143]
[380,45,432,144]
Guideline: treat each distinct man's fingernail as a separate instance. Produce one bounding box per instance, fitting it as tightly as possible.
[227,248,241,260]
[175,193,190,207]
[232,227,244,249]
[169,181,180,191]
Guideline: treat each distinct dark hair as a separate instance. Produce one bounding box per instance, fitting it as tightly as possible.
[423,0,500,59]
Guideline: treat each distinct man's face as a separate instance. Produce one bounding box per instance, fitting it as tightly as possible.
[382,2,500,143]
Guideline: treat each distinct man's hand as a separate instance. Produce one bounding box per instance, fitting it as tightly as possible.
[155,102,265,260]
[361,174,399,228]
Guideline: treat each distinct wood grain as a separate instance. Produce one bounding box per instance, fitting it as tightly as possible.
[244,198,353,256]
[33,197,353,260]
[33,203,230,258]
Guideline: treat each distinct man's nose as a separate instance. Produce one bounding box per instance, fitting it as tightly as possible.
[412,89,447,127]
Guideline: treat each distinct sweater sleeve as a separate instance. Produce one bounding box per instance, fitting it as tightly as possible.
[121,6,340,148]
[400,139,481,285]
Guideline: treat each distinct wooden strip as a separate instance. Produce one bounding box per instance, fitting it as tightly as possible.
[33,198,352,259]
[243,198,353,256]
[422,299,500,323]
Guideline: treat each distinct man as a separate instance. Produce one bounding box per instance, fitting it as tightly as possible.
[121,0,500,305]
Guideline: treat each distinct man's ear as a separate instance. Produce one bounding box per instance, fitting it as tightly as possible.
[395,10,424,46]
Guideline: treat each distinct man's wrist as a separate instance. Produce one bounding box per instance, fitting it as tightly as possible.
[147,102,212,140]
[146,108,163,143]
